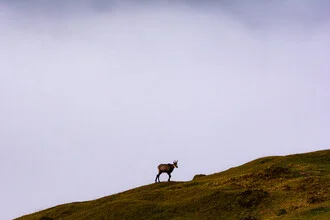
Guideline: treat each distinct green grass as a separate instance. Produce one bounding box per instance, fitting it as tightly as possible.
[16,150,330,220]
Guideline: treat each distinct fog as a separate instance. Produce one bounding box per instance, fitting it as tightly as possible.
[1,1,330,219]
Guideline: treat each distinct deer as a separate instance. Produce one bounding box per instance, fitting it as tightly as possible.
[155,160,178,183]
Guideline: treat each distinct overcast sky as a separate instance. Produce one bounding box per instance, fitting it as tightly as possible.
[1,0,330,219]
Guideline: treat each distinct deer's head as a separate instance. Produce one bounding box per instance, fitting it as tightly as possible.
[173,160,178,168]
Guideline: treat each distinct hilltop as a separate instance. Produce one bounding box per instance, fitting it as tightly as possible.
[16,150,330,220]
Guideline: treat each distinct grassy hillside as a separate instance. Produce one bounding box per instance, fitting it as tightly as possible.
[16,150,330,220]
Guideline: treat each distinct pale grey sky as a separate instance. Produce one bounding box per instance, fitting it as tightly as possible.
[1,1,330,219]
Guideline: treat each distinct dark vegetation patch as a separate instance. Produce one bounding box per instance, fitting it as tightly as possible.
[226,165,298,188]
[255,166,293,180]
[240,216,258,220]
[236,189,268,208]
[296,176,329,205]
[199,190,234,210]
[193,174,206,180]
[39,217,53,220]
[297,177,324,192]
[308,206,329,215]
[276,208,287,216]
[307,192,326,204]
[259,158,273,164]
[282,184,291,191]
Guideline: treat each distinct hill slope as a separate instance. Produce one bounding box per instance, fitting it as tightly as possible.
[16,150,330,220]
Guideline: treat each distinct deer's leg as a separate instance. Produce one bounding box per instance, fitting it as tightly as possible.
[155,171,162,183]
[168,173,171,182]
[155,174,160,183]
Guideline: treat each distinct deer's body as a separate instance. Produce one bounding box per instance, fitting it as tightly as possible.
[155,160,178,183]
